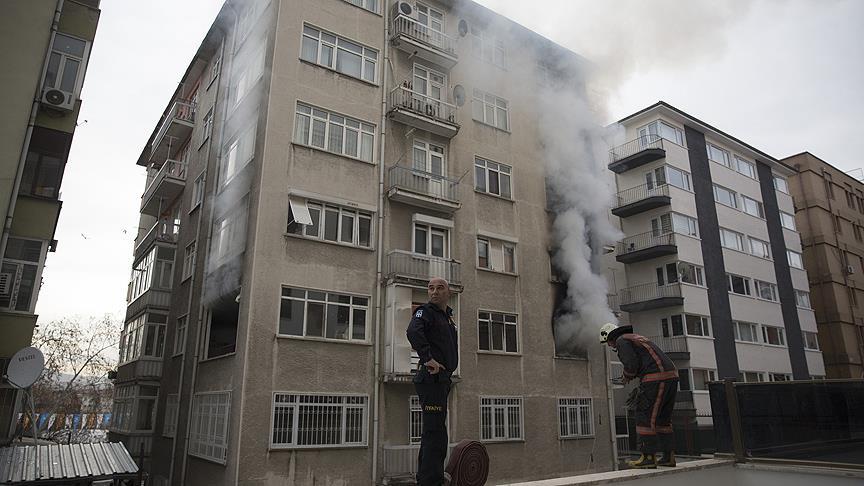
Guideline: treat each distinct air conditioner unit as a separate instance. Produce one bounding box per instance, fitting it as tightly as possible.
[41,88,75,111]
[392,1,414,18]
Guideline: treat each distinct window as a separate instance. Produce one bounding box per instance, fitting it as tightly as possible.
[656,262,679,286]
[727,274,751,296]
[20,127,71,199]
[271,393,368,448]
[713,184,738,209]
[855,224,863,243]
[127,246,175,302]
[749,237,771,259]
[0,238,46,313]
[774,176,789,194]
[208,54,221,88]
[639,120,685,146]
[163,394,179,438]
[665,165,692,191]
[661,315,684,337]
[191,172,205,209]
[43,32,89,95]
[474,157,512,198]
[287,198,373,248]
[412,139,446,179]
[236,0,263,46]
[666,213,698,237]
[692,369,717,391]
[300,25,378,83]
[342,0,378,13]
[201,109,213,144]
[182,241,196,280]
[478,311,518,353]
[686,314,711,336]
[111,385,158,433]
[754,280,778,301]
[558,398,593,438]
[795,290,811,309]
[231,44,265,107]
[476,237,516,273]
[849,287,858,308]
[734,156,757,179]
[416,3,445,32]
[846,190,856,209]
[762,326,786,346]
[174,316,187,356]
[739,371,764,383]
[678,262,705,286]
[409,395,423,445]
[769,373,792,382]
[470,26,506,68]
[825,179,835,199]
[472,89,509,131]
[189,392,231,463]
[787,250,804,269]
[414,223,449,258]
[803,331,820,351]
[220,122,257,187]
[741,196,764,218]
[480,397,522,441]
[211,199,248,265]
[678,369,692,391]
[279,287,368,341]
[720,228,745,252]
[293,103,375,162]
[780,211,797,230]
[734,321,759,343]
[118,313,167,364]
[706,143,730,167]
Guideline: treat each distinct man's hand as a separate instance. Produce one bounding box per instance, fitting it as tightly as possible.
[425,358,446,374]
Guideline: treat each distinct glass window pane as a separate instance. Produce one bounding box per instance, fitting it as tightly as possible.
[500,174,511,199]
[45,53,61,88]
[301,36,318,62]
[489,171,500,195]
[326,304,350,339]
[60,59,80,92]
[336,49,362,77]
[431,233,445,257]
[475,166,486,191]
[328,122,343,153]
[311,119,326,148]
[414,227,427,254]
[324,209,339,241]
[352,309,366,340]
[279,299,304,335]
[306,207,320,237]
[54,34,87,57]
[345,129,359,157]
[294,113,310,144]
[306,302,325,337]
[360,132,373,161]
[340,213,354,243]
[358,217,371,247]
[505,325,517,352]
[320,44,334,67]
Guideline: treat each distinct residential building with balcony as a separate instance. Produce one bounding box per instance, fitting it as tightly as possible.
[0,0,100,439]
[782,152,864,379]
[114,1,613,484]
[607,102,825,427]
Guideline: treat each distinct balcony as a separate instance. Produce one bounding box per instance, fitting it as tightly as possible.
[619,282,683,313]
[616,231,677,264]
[385,250,461,287]
[150,99,195,163]
[390,15,458,69]
[387,165,461,212]
[647,334,690,360]
[134,218,179,258]
[612,183,671,217]
[140,159,187,216]
[608,134,665,173]
[388,85,459,138]
[125,288,171,321]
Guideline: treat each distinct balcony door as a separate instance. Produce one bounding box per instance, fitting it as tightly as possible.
[415,3,445,43]
[413,64,446,118]
[412,139,446,198]
[413,222,449,279]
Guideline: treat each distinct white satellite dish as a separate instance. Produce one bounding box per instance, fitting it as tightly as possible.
[6,347,45,389]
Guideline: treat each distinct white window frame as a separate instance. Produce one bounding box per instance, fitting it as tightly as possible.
[118,313,167,364]
[740,371,765,383]
[470,26,506,68]
[691,368,717,392]
[733,321,760,343]
[677,261,705,286]
[754,280,778,302]
[42,32,91,97]
[769,373,792,382]
[734,156,758,180]
[412,138,446,176]
[413,223,450,259]
[795,290,812,309]
[749,237,771,259]
[293,102,375,162]
[662,313,710,337]
[287,198,373,248]
[192,172,205,210]
[802,331,820,350]
[639,119,685,147]
[220,121,257,188]
[762,325,786,346]
[300,24,378,83]
[558,398,594,439]
[706,142,731,167]
[342,0,379,14]
[780,211,797,231]
[201,108,214,146]
[111,384,159,434]
[163,394,179,438]
[189,391,231,464]
[720,227,745,252]
[174,315,187,357]
[727,273,752,297]
[664,165,692,191]
[713,184,738,209]
[474,156,512,199]
[231,43,265,108]
[182,241,196,281]
[472,89,509,131]
[741,195,765,218]
[774,176,789,194]
[787,250,804,269]
[476,237,516,274]
[270,392,369,449]
[480,396,523,442]
[0,237,48,313]
[278,286,369,342]
[478,310,519,353]
[211,199,249,266]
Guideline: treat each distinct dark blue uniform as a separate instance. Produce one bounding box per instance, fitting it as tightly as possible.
[407,302,458,486]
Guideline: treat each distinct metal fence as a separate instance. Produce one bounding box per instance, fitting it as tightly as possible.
[389,85,458,126]
[617,231,676,255]
[609,134,664,163]
[152,99,195,152]
[391,15,457,54]
[386,250,461,286]
[619,282,682,306]
[615,182,670,208]
[388,165,459,202]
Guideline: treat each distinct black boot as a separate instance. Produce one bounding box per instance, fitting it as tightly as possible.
[657,451,676,467]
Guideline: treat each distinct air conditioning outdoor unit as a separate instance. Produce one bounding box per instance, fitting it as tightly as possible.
[392,1,414,18]
[40,88,75,111]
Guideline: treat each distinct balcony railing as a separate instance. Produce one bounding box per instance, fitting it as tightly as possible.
[391,15,457,55]
[388,165,460,203]
[151,99,195,158]
[141,159,187,216]
[610,134,664,163]
[617,231,676,255]
[135,219,179,256]
[615,183,670,209]
[619,282,682,310]
[646,335,689,354]
[386,250,461,286]
[389,85,458,126]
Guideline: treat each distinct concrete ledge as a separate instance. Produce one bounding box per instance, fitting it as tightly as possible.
[500,459,733,486]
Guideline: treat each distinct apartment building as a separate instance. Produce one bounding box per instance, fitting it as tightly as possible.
[0,0,100,439]
[782,152,864,378]
[112,1,614,483]
[608,102,825,423]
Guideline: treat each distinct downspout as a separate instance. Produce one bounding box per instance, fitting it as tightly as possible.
[371,4,392,483]
[4,0,65,440]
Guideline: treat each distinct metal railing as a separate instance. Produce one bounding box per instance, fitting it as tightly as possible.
[386,250,461,286]
[616,231,676,255]
[144,159,186,195]
[389,85,458,126]
[391,15,457,54]
[152,99,195,153]
[388,165,459,202]
[619,282,682,306]
[615,182,670,208]
[609,134,664,163]
[647,335,689,354]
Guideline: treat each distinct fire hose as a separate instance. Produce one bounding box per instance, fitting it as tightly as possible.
[445,440,489,486]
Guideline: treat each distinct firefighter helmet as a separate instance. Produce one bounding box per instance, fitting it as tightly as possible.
[599,322,618,344]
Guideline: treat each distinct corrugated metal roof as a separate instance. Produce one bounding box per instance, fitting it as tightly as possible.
[0,442,138,484]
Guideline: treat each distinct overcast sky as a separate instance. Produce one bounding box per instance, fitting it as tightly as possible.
[34,0,864,324]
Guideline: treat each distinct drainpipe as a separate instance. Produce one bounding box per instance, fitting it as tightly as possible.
[3,0,64,440]
[371,4,391,484]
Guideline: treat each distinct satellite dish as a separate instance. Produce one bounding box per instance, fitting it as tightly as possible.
[6,347,45,389]
[453,85,466,107]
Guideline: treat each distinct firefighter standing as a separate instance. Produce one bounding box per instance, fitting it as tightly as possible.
[407,278,459,486]
[601,323,678,468]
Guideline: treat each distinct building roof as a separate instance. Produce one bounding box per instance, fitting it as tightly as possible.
[0,442,138,485]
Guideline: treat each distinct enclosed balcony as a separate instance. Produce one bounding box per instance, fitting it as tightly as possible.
[385,250,461,287]
[612,183,671,217]
[608,134,665,173]
[140,159,186,216]
[388,85,459,138]
[150,99,195,163]
[390,15,458,69]
[387,165,461,213]
[619,282,683,313]
[616,231,677,264]
[134,218,179,258]
[125,288,171,321]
